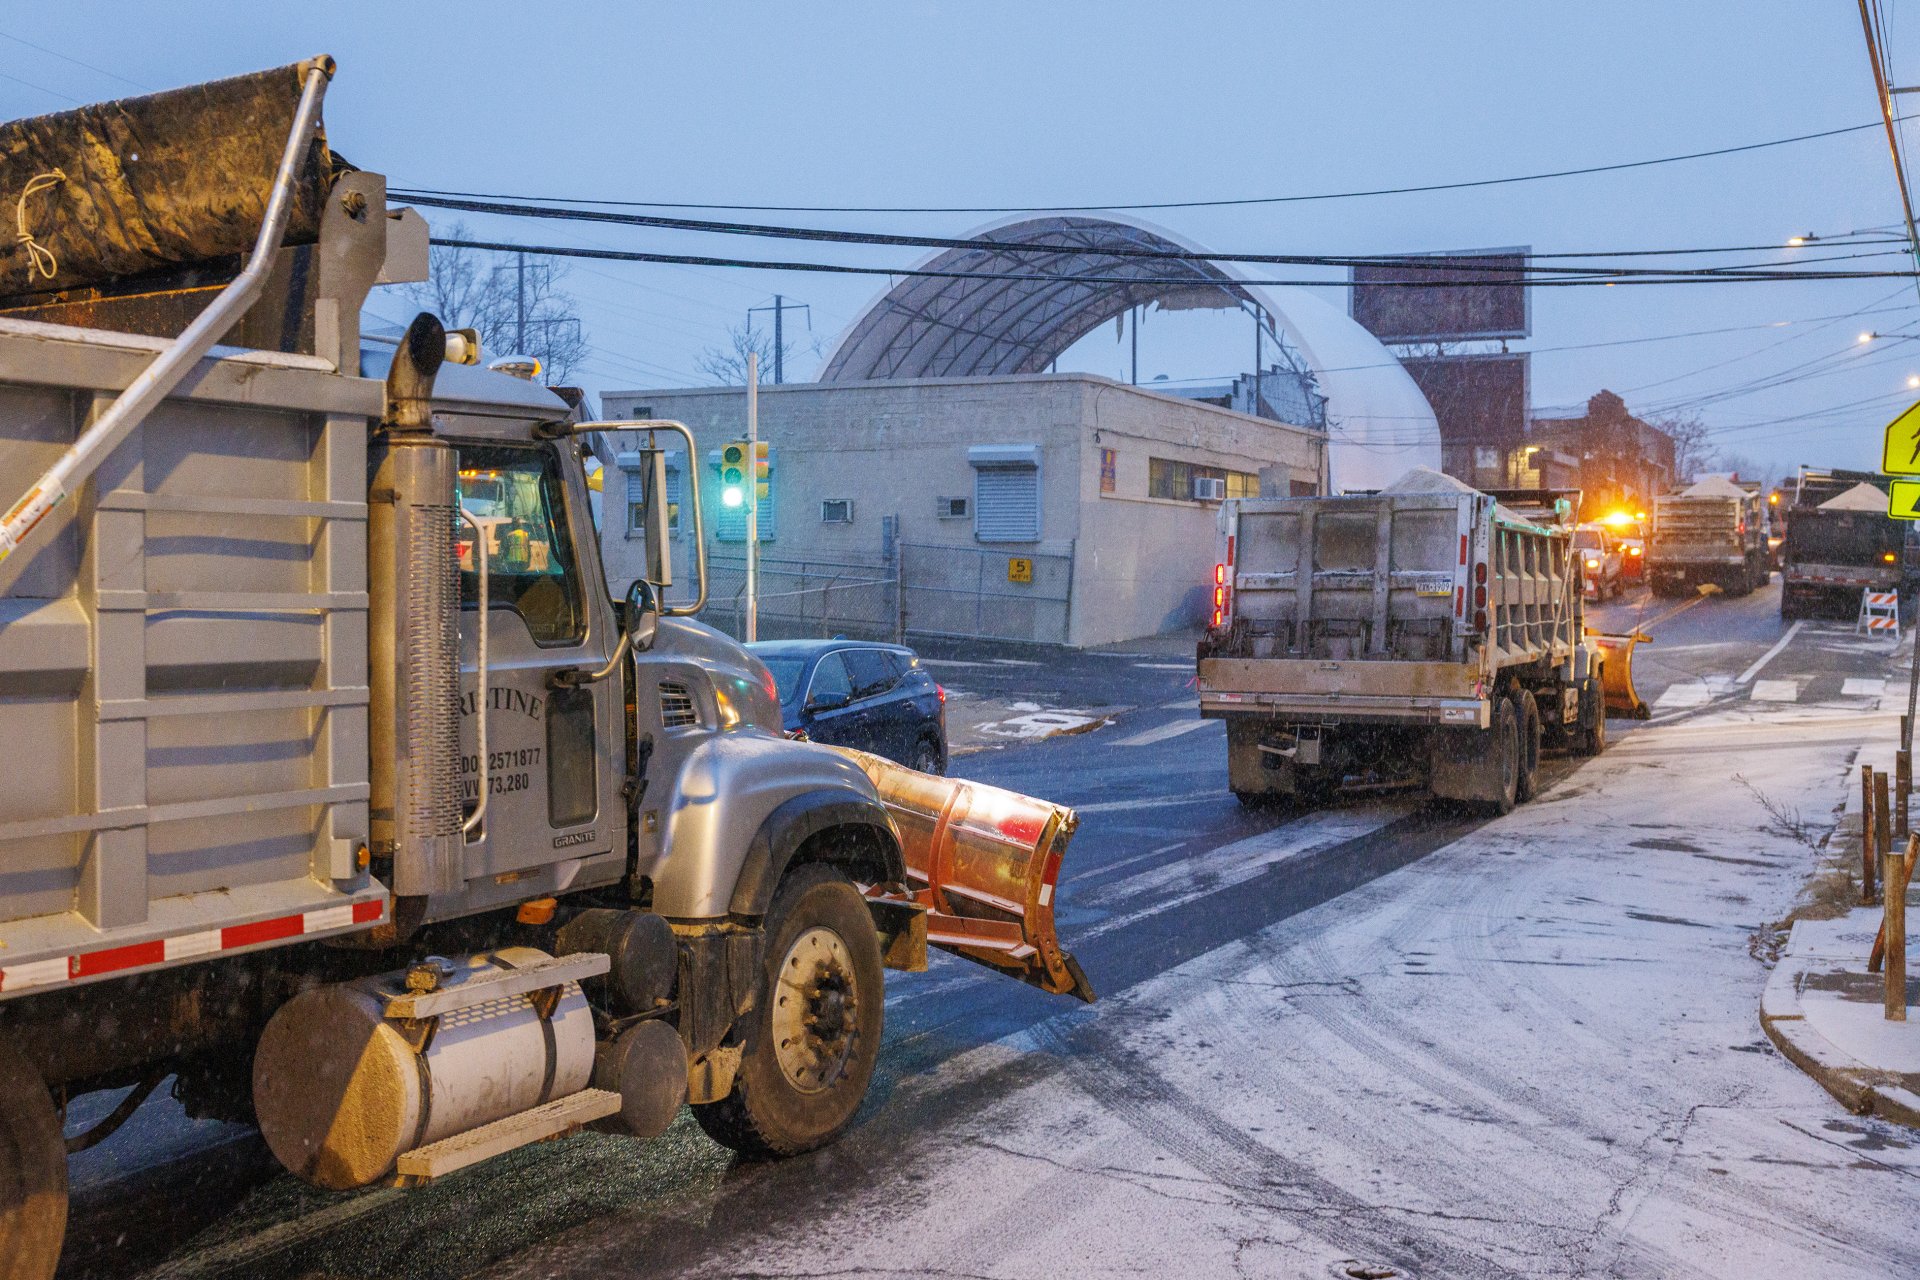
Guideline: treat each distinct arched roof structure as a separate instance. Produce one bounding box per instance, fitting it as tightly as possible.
[819,215,1440,492]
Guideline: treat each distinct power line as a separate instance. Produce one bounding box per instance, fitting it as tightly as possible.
[432,237,1920,288]
[393,116,1911,215]
[0,32,150,92]
[402,193,1906,280]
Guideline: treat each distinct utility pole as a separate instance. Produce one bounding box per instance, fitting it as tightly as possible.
[1253,303,1264,415]
[745,351,758,642]
[1859,0,1920,817]
[1130,305,1139,385]
[747,295,811,385]
[515,251,527,354]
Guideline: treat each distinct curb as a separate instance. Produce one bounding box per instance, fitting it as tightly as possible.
[1761,952,1920,1128]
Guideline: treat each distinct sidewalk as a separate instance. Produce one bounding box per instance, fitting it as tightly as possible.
[1762,738,1920,1125]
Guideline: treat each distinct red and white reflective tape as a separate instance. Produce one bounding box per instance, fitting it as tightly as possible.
[0,899,384,993]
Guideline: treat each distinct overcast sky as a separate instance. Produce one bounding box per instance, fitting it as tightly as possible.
[5,2,1919,480]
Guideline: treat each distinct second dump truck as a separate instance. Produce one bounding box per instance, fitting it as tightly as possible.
[1197,469,1609,813]
[1777,468,1911,620]
[1648,475,1771,597]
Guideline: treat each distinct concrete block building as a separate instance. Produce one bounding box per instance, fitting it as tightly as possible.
[596,373,1323,648]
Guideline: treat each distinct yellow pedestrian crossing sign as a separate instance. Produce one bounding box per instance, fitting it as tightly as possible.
[1890,478,1920,521]
[1884,400,1920,475]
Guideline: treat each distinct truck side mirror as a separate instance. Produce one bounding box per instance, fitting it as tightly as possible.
[624,578,660,653]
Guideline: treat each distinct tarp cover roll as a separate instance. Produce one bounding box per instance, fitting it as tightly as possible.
[0,59,333,297]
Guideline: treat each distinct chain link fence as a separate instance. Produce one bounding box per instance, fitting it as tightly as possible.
[695,544,1075,647]
[700,552,901,643]
[899,542,1073,645]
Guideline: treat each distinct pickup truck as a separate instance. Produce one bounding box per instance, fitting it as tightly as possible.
[0,61,1089,1280]
[1197,468,1608,814]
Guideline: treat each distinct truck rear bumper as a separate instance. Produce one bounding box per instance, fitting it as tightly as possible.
[1199,690,1488,728]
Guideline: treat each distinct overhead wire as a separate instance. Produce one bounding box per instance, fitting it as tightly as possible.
[392,115,1915,215]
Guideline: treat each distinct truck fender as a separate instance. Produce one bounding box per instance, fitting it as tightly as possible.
[727,790,904,919]
[642,730,903,920]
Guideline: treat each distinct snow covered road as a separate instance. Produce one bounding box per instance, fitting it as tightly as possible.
[484,703,1917,1279]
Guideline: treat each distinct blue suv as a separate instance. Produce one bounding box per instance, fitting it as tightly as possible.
[748,639,948,774]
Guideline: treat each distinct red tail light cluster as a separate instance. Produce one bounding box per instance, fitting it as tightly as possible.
[936,683,947,704]
[1211,562,1231,629]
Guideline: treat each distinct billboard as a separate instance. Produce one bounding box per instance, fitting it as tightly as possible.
[1398,352,1530,448]
[1349,247,1531,343]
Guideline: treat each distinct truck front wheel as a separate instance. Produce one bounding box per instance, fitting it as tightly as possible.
[694,863,884,1158]
[0,1041,65,1280]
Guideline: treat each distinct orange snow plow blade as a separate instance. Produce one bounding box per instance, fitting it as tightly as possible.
[831,747,1095,1003]
[1587,630,1651,720]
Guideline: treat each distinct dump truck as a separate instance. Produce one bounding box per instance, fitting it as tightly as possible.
[0,61,1090,1280]
[1648,475,1771,597]
[1778,469,1911,620]
[1196,469,1609,814]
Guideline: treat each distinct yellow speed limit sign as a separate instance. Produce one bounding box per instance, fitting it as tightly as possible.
[1007,557,1033,583]
[1890,478,1920,521]
[1883,399,1920,475]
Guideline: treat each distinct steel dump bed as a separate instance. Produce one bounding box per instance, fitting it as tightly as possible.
[1200,483,1580,726]
[1651,494,1748,565]
[0,318,386,994]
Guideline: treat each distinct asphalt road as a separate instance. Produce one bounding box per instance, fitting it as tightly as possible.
[57,574,1912,1279]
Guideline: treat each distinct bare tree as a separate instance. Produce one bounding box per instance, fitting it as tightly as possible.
[696,321,818,386]
[1647,410,1714,484]
[403,224,590,384]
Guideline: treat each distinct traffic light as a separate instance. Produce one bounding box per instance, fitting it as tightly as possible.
[753,440,771,501]
[720,441,748,508]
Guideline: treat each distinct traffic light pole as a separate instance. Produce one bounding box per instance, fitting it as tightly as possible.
[745,351,759,642]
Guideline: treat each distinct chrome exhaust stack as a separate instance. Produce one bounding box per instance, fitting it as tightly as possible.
[368,313,465,898]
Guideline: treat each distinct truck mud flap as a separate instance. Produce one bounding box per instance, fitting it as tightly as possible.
[829,747,1095,1003]
[1587,630,1651,720]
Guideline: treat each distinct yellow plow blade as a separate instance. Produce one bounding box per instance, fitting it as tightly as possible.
[1586,629,1651,720]
[830,747,1095,1003]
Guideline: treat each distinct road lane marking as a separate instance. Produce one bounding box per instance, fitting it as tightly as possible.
[1750,679,1799,702]
[1736,619,1803,684]
[1132,662,1193,671]
[1112,718,1220,747]
[1843,678,1888,697]
[1077,792,1228,814]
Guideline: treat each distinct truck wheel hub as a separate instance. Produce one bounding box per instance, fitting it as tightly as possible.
[773,926,859,1093]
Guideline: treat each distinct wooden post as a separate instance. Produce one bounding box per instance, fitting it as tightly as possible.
[1887,844,1909,1022]
[1900,731,1913,841]
[1864,766,1880,905]
[1870,834,1918,973]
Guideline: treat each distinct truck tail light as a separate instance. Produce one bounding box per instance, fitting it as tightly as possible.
[1211,563,1232,630]
[936,683,947,704]
[1473,584,1487,610]
[1886,552,1899,564]
[1473,561,1488,585]
[1214,562,1226,586]
[1474,608,1488,633]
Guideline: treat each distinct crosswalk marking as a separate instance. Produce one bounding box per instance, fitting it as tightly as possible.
[1652,671,1888,711]
[1112,717,1221,748]
[1750,679,1799,702]
[1652,681,1714,709]
[1843,678,1888,697]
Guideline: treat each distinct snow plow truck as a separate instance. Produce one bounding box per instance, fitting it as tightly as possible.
[0,60,1091,1280]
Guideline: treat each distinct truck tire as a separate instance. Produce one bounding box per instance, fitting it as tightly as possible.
[1486,696,1520,815]
[0,1041,65,1280]
[1514,690,1543,803]
[1573,676,1607,758]
[694,863,884,1158]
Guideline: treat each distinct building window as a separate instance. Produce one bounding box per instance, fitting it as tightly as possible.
[968,445,1041,543]
[937,496,969,519]
[820,498,854,524]
[1148,457,1258,502]
[620,456,682,538]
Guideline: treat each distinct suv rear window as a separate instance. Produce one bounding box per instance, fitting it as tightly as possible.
[842,649,897,699]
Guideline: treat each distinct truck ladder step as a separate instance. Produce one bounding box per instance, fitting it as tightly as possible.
[381,951,609,1019]
[394,1088,621,1182]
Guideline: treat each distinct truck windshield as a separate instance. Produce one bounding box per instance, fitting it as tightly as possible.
[759,656,808,706]
[1573,530,1604,550]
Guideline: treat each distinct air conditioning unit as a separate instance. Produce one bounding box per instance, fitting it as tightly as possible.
[937,496,969,519]
[820,499,854,524]
[1192,476,1227,501]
